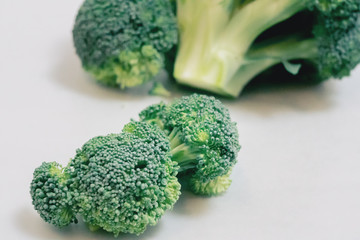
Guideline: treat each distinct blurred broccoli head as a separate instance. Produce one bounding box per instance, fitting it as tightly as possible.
[73,0,178,88]
[140,94,241,194]
[314,0,360,79]
[30,162,77,227]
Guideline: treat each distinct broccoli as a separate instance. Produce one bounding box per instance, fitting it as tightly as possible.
[30,162,77,227]
[73,0,177,89]
[172,0,360,97]
[30,95,241,236]
[140,94,241,196]
[30,122,180,236]
[189,170,233,196]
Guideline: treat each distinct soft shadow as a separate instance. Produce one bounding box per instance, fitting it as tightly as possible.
[216,79,335,117]
[50,39,223,102]
[16,207,163,240]
[166,71,335,116]
[172,190,211,216]
[52,39,335,112]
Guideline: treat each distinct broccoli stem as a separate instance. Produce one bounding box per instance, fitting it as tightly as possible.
[225,37,318,95]
[175,0,230,75]
[168,127,182,149]
[59,208,78,226]
[168,128,201,171]
[216,0,307,55]
[174,0,310,97]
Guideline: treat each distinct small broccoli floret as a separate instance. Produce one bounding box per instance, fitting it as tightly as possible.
[122,120,173,153]
[149,82,171,97]
[30,122,180,236]
[73,0,177,89]
[189,170,232,196]
[140,94,241,195]
[172,0,360,97]
[30,162,77,227]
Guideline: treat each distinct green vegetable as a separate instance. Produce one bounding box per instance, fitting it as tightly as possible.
[30,162,76,227]
[189,170,233,196]
[172,0,360,97]
[30,94,241,236]
[140,94,241,195]
[30,122,180,236]
[72,0,177,89]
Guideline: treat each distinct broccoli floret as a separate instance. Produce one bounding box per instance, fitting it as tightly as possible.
[149,82,171,97]
[189,169,233,196]
[172,0,360,97]
[140,94,241,195]
[73,0,177,89]
[30,162,77,227]
[30,122,180,236]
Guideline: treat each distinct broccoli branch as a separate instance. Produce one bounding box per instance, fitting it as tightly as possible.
[168,128,201,171]
[174,0,310,96]
[225,36,318,95]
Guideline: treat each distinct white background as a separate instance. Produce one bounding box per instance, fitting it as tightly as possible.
[1,1,360,239]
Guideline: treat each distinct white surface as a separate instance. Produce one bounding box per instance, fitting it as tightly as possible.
[1,1,360,240]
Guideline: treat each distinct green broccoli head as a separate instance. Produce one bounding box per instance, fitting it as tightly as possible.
[314,0,360,79]
[30,162,77,227]
[68,125,180,236]
[73,0,177,88]
[140,94,241,194]
[31,122,180,236]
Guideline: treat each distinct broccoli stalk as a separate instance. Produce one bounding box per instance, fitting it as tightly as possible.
[168,127,203,172]
[173,0,360,97]
[228,36,318,94]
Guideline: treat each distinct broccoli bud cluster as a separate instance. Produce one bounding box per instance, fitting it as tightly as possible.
[140,94,241,195]
[73,0,177,88]
[30,94,241,236]
[30,162,76,227]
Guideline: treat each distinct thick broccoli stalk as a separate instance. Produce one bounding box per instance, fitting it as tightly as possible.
[73,0,177,89]
[30,122,181,236]
[140,94,241,196]
[173,0,360,97]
